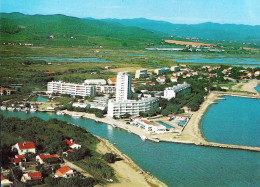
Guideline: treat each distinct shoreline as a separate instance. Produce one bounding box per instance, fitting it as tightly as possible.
[59,90,260,152]
[95,136,167,187]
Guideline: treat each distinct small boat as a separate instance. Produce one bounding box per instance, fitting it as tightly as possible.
[72,113,82,118]
[140,136,147,140]
[111,124,117,128]
[128,130,132,133]
[57,111,65,115]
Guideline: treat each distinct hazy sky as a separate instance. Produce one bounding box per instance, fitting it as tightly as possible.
[1,0,259,25]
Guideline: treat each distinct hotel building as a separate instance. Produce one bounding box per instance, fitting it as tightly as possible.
[135,69,148,79]
[47,81,95,97]
[164,82,191,100]
[108,72,159,118]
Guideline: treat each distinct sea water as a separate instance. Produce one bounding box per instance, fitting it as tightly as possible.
[2,110,260,186]
[201,96,260,147]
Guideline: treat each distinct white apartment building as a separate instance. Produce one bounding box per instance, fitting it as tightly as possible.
[107,97,159,118]
[164,82,191,100]
[135,69,148,79]
[154,67,170,75]
[47,81,95,97]
[116,72,132,102]
[171,66,180,72]
[96,85,116,94]
[84,79,106,85]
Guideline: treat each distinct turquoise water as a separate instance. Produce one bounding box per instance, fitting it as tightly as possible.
[156,121,174,129]
[171,56,260,66]
[201,96,260,147]
[2,110,260,186]
[37,96,48,102]
[255,84,260,93]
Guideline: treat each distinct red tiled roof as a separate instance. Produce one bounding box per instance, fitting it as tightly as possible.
[0,88,10,91]
[15,155,25,159]
[18,142,36,150]
[45,71,55,74]
[63,139,75,147]
[56,166,71,174]
[109,78,117,82]
[1,174,5,180]
[39,154,59,160]
[10,158,22,163]
[67,149,74,153]
[28,172,42,180]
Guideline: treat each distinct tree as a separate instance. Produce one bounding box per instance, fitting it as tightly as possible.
[8,167,23,182]
[103,153,117,163]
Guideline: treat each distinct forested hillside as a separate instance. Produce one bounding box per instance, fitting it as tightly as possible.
[0,13,162,47]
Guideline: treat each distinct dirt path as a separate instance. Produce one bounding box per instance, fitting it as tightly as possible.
[63,159,92,178]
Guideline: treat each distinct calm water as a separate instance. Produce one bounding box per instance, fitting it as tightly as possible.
[255,84,260,93]
[201,96,260,147]
[171,56,260,66]
[2,110,260,186]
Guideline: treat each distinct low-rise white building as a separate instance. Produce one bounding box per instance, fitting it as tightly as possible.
[47,81,95,97]
[63,139,81,150]
[55,166,74,178]
[156,76,166,84]
[96,85,116,94]
[134,119,166,133]
[164,82,191,100]
[84,79,106,85]
[107,97,159,118]
[12,142,36,155]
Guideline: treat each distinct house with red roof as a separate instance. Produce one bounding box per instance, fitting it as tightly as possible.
[36,154,60,164]
[1,174,13,186]
[156,76,166,84]
[0,88,11,96]
[10,156,26,168]
[107,78,117,85]
[21,172,42,184]
[12,142,36,155]
[63,139,81,150]
[55,166,74,178]
[63,149,74,157]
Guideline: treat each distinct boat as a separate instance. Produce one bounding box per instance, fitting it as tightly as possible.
[71,113,82,118]
[140,136,147,140]
[111,124,117,128]
[57,111,65,115]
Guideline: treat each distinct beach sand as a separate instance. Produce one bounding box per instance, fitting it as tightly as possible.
[96,137,167,187]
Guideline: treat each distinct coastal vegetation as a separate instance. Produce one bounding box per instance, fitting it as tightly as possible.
[1,116,117,185]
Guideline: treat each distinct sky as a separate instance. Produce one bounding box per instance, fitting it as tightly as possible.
[1,0,260,25]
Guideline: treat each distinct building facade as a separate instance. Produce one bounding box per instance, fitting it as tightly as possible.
[107,97,159,118]
[47,81,95,97]
[96,85,116,94]
[164,82,191,100]
[84,79,106,85]
[116,72,132,102]
[171,66,180,72]
[154,67,170,75]
[135,69,148,79]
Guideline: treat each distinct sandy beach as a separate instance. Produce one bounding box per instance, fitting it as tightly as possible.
[96,137,167,187]
[232,79,260,94]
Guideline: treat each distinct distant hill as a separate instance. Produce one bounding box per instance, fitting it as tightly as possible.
[102,18,260,45]
[0,13,162,47]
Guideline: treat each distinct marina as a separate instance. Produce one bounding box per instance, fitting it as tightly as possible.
[2,110,260,187]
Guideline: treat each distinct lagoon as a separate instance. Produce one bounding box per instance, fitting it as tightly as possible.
[171,56,260,66]
[2,110,260,186]
[201,96,260,147]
